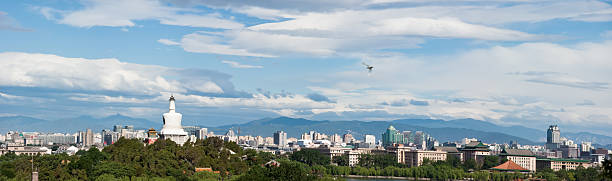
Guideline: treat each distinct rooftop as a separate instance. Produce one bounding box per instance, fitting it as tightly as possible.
[490,160,529,172]
[435,146,459,153]
[465,141,488,148]
[501,149,535,157]
[536,158,590,163]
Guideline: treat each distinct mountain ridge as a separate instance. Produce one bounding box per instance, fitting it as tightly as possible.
[1,115,611,146]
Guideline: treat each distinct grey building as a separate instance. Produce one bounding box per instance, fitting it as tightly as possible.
[546,125,561,150]
[273,131,287,147]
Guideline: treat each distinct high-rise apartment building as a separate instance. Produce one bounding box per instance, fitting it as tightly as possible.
[382,125,404,146]
[364,135,375,145]
[197,128,208,140]
[330,134,342,144]
[80,128,94,146]
[343,133,354,143]
[546,125,561,150]
[580,142,592,152]
[274,131,287,147]
[402,131,413,144]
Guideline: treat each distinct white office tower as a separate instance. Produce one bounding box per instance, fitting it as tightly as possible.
[160,95,188,145]
[365,135,376,145]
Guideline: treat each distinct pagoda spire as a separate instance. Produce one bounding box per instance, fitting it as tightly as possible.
[169,94,176,113]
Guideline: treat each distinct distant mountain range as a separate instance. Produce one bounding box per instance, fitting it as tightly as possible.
[208,117,540,145]
[1,115,611,146]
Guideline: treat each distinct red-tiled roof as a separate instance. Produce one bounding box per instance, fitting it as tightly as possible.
[491,160,529,171]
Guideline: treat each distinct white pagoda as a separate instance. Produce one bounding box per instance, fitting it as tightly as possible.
[160,95,188,145]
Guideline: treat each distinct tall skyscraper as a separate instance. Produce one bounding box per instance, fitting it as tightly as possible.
[159,95,188,145]
[330,134,342,144]
[113,125,123,132]
[343,133,354,143]
[301,132,312,140]
[382,125,404,146]
[402,131,413,144]
[414,131,426,149]
[581,142,592,152]
[84,128,94,146]
[102,129,117,146]
[197,128,208,140]
[365,135,376,145]
[546,125,561,150]
[274,131,287,147]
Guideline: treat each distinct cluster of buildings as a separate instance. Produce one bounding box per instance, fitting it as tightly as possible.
[1,96,610,174]
[382,125,438,150]
[240,124,610,172]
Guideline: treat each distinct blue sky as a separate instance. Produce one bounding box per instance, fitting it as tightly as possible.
[1,0,611,135]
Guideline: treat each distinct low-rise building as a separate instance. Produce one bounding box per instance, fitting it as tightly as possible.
[536,158,591,171]
[499,149,537,172]
[315,147,378,166]
[390,145,446,167]
[590,154,607,166]
[404,150,447,167]
[460,141,490,164]
[8,146,49,156]
[435,146,463,161]
[490,160,530,173]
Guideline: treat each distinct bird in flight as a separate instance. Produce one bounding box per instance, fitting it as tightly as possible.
[362,62,373,73]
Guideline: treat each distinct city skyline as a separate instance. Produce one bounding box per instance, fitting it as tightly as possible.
[1,1,612,136]
[0,98,608,180]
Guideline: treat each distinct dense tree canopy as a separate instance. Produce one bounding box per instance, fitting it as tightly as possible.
[331,154,349,166]
[0,140,610,181]
[0,137,268,180]
[289,149,330,166]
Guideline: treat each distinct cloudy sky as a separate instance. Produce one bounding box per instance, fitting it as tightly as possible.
[1,0,611,135]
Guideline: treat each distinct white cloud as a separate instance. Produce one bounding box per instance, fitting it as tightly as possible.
[173,0,612,25]
[39,0,242,29]
[0,11,30,31]
[173,29,424,57]
[180,32,277,57]
[160,0,611,57]
[247,0,612,24]
[0,92,24,100]
[0,52,230,95]
[158,14,243,29]
[221,60,263,69]
[69,94,160,103]
[157,39,180,46]
[250,11,537,41]
[304,40,612,126]
[190,81,224,93]
[69,92,335,117]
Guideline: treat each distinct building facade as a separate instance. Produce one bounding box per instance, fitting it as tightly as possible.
[404,150,447,167]
[382,126,404,146]
[388,145,446,166]
[461,141,490,163]
[500,149,537,172]
[546,125,561,150]
[273,131,287,147]
[537,158,591,171]
[343,133,354,143]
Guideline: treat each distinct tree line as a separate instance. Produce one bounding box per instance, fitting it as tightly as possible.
[1,139,612,181]
[287,149,612,181]
[0,137,273,180]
